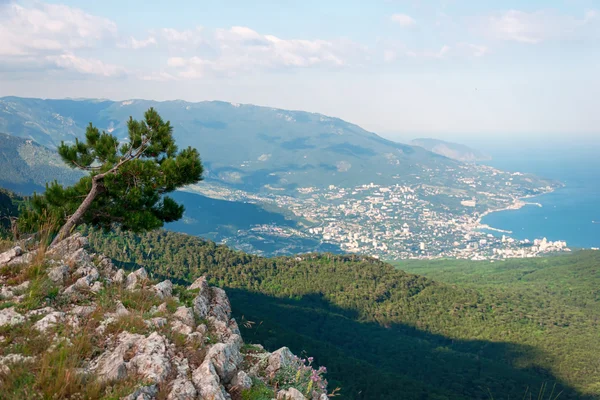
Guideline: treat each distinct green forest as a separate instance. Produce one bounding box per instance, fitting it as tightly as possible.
[84,227,600,400]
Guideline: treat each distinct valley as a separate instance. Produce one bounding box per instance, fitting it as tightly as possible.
[0,97,569,260]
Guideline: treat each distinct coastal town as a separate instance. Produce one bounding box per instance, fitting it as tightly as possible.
[184,163,570,260]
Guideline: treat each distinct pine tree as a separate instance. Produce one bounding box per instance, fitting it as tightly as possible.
[18,108,203,246]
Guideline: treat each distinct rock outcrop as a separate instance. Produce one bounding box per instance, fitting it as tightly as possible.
[0,233,330,400]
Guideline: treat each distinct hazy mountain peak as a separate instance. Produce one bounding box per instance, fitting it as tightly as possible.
[410,138,491,162]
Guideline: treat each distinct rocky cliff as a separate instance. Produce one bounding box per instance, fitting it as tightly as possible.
[0,234,329,400]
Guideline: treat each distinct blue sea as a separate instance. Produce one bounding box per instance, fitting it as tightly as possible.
[477,140,600,249]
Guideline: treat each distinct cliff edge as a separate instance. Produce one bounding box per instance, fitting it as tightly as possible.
[0,234,329,400]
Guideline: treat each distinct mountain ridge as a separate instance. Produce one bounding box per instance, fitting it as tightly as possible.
[411,138,492,162]
[0,96,456,192]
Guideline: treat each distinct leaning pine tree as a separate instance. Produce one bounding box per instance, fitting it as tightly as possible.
[19,108,203,246]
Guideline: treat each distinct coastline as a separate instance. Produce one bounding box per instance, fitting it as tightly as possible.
[475,189,555,235]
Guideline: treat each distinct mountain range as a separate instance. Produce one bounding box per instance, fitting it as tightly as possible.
[410,138,491,162]
[1,96,461,192]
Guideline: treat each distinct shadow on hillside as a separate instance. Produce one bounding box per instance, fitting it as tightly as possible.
[166,191,343,255]
[224,288,587,400]
[106,256,586,400]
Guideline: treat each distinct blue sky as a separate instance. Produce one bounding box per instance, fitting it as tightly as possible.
[1,0,599,141]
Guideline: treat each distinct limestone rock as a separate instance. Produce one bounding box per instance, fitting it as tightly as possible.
[192,359,230,400]
[209,287,232,323]
[189,276,209,291]
[277,388,307,400]
[205,341,243,384]
[230,370,252,390]
[174,306,195,327]
[123,385,158,400]
[70,305,96,317]
[192,292,210,320]
[146,317,168,329]
[168,378,198,400]
[95,332,143,382]
[96,255,117,277]
[90,281,103,293]
[26,306,55,318]
[153,280,173,299]
[33,311,65,332]
[47,233,88,256]
[114,301,130,317]
[126,268,149,290]
[128,332,172,383]
[168,357,197,400]
[266,347,295,377]
[0,353,34,374]
[0,307,25,327]
[171,320,193,336]
[67,248,93,268]
[48,264,69,284]
[112,268,126,285]
[0,246,22,265]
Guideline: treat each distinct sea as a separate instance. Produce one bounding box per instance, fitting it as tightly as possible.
[477,139,600,249]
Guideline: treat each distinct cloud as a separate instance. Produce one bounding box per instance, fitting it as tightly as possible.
[0,2,117,56]
[161,26,360,79]
[46,53,125,77]
[119,36,157,49]
[0,2,125,78]
[391,13,416,27]
[457,43,489,57]
[483,9,598,44]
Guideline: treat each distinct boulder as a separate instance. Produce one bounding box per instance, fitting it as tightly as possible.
[0,246,22,265]
[277,388,307,400]
[266,347,295,377]
[47,233,88,259]
[33,311,65,332]
[171,320,193,336]
[128,332,172,383]
[209,287,231,323]
[90,281,103,293]
[174,306,195,327]
[229,370,252,390]
[192,359,229,400]
[168,357,197,400]
[153,280,173,299]
[95,332,143,382]
[70,305,96,317]
[112,269,126,285]
[192,292,210,320]
[189,276,209,291]
[205,341,243,384]
[48,264,69,284]
[123,385,159,400]
[0,353,34,374]
[114,301,130,317]
[0,307,25,327]
[126,268,149,290]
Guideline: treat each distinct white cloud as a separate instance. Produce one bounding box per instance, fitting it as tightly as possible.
[457,43,489,57]
[391,13,416,27]
[46,53,125,77]
[119,36,157,49]
[0,2,117,56]
[483,9,598,44]
[163,26,357,79]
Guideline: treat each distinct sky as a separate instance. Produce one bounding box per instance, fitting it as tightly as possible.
[0,0,599,141]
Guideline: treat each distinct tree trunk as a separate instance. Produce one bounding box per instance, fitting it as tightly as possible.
[50,176,103,247]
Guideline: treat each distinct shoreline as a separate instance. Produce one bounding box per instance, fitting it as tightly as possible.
[475,187,557,234]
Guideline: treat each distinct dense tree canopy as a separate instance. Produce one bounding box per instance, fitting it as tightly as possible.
[86,227,600,400]
[18,109,203,245]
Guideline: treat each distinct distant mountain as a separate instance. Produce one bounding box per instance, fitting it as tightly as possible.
[410,138,491,162]
[0,96,458,191]
[0,132,83,195]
